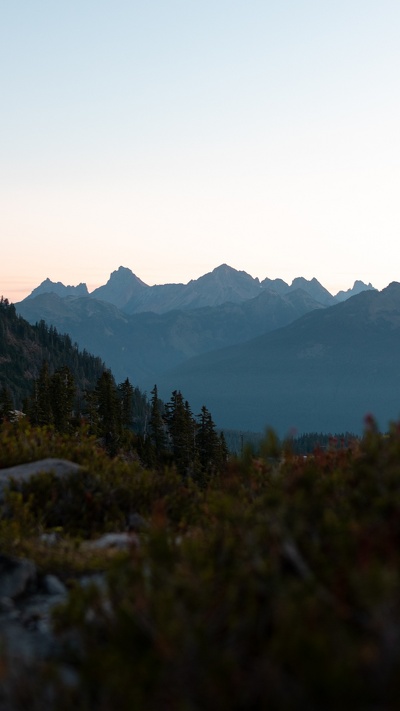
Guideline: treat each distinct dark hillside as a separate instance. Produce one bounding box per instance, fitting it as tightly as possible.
[0,297,105,407]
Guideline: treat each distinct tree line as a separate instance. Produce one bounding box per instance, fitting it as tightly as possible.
[0,363,228,484]
[0,296,105,406]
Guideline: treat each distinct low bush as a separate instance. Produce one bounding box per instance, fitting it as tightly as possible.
[2,418,400,708]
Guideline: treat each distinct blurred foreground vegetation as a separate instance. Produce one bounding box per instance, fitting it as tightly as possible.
[1,416,400,709]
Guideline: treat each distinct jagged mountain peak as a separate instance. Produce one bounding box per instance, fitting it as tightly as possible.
[290,277,336,306]
[107,266,148,286]
[291,276,329,290]
[260,277,289,294]
[195,263,260,285]
[25,278,89,300]
[354,279,374,288]
[334,280,376,302]
[23,266,380,314]
[178,264,262,309]
[90,266,149,309]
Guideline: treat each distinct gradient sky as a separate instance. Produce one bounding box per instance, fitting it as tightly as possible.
[1,1,400,302]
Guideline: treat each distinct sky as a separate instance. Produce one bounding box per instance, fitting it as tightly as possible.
[1,1,400,302]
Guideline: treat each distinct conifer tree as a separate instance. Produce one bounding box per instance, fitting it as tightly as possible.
[50,366,76,433]
[149,385,167,462]
[94,370,121,455]
[0,386,13,423]
[118,378,134,429]
[218,430,229,467]
[29,362,53,426]
[165,390,196,476]
[196,405,219,477]
[184,399,199,477]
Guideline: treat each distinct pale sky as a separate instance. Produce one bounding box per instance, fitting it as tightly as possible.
[1,1,400,302]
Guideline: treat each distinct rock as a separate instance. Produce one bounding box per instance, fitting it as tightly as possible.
[0,564,67,675]
[81,532,139,551]
[0,458,81,500]
[0,596,18,617]
[39,532,60,546]
[127,512,149,532]
[0,555,37,599]
[0,554,78,709]
[43,574,67,597]
[78,572,107,591]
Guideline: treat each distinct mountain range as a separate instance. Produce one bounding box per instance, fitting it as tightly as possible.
[24,264,374,313]
[17,280,325,384]
[155,282,400,435]
[15,264,396,436]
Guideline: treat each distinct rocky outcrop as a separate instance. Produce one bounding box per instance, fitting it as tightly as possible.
[0,458,82,501]
[0,459,147,707]
[0,554,68,703]
[81,531,139,551]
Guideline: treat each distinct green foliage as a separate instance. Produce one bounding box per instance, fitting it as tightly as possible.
[0,297,106,409]
[162,390,228,482]
[164,390,196,476]
[13,462,202,539]
[0,421,204,539]
[0,385,13,422]
[117,377,134,429]
[291,430,358,455]
[45,419,400,708]
[0,420,99,469]
[148,384,167,463]
[26,362,76,431]
[5,391,400,707]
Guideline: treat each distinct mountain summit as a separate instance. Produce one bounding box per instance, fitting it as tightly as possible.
[122,264,263,314]
[90,267,149,309]
[184,264,262,307]
[334,280,376,302]
[26,278,89,300]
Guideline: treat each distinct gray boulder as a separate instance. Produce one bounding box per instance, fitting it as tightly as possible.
[0,555,37,599]
[0,458,81,500]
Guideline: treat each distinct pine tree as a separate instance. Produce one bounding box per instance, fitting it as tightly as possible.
[196,405,227,482]
[218,430,229,467]
[118,378,134,429]
[0,386,13,423]
[149,385,167,462]
[196,405,217,474]
[94,370,121,456]
[50,366,76,433]
[29,362,53,426]
[165,390,196,476]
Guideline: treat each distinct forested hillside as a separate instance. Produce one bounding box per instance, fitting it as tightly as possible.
[0,296,228,475]
[0,297,105,408]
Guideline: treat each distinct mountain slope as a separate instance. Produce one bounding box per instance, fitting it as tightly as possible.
[154,283,400,435]
[16,288,324,386]
[0,298,105,407]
